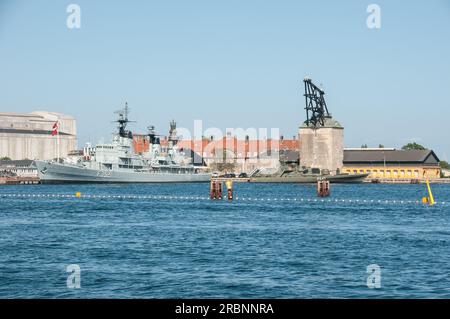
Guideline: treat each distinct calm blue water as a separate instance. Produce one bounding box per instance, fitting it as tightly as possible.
[0,183,450,298]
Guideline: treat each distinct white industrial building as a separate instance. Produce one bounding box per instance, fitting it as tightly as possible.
[0,111,77,160]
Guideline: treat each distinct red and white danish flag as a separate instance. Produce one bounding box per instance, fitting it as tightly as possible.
[51,122,59,136]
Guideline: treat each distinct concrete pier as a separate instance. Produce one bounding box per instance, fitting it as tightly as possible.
[0,177,41,185]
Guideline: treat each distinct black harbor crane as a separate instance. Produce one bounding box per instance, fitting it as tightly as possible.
[303,77,330,127]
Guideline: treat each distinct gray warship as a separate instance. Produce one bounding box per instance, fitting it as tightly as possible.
[34,104,211,183]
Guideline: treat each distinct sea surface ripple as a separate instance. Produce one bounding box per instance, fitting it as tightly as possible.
[0,183,449,298]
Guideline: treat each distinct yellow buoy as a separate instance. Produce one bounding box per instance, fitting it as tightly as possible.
[75,192,81,198]
[425,179,435,206]
[225,180,233,201]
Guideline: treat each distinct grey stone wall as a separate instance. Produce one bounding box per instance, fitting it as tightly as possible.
[299,123,344,173]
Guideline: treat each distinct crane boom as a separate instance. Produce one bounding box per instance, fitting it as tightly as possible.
[303,77,330,127]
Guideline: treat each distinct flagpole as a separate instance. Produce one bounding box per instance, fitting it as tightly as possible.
[57,122,60,163]
[54,133,56,161]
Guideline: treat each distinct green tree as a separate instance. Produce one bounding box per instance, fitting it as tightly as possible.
[0,156,11,161]
[440,161,450,170]
[361,144,368,148]
[401,142,426,150]
[378,144,384,148]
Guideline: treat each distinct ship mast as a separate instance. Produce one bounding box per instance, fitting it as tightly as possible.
[114,102,133,138]
[168,119,179,147]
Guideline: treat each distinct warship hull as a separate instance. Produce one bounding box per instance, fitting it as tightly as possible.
[34,161,211,183]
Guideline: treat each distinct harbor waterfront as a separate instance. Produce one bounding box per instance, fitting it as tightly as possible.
[1,1,450,310]
[1,183,449,298]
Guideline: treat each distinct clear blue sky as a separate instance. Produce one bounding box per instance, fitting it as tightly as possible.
[1,0,449,160]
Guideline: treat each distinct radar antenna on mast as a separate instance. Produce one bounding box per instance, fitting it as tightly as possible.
[168,119,179,145]
[303,77,330,127]
[114,102,134,138]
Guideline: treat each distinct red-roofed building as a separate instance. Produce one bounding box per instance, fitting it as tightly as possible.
[133,134,300,173]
